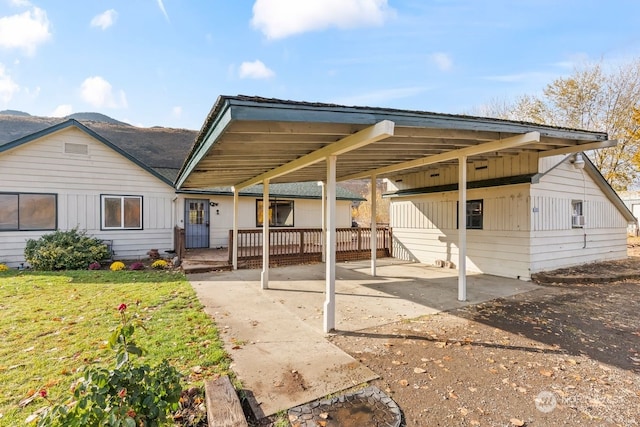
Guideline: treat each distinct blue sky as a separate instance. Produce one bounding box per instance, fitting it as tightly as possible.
[0,0,639,130]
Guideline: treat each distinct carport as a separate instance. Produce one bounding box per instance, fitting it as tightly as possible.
[175,95,612,333]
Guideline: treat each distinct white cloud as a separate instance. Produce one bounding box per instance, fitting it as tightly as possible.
[80,76,128,109]
[172,106,182,117]
[430,52,453,72]
[10,0,32,7]
[0,64,20,104]
[156,0,169,21]
[0,7,51,55]
[333,86,430,106]
[251,0,395,40]
[91,9,117,30]
[51,104,73,117]
[239,60,275,79]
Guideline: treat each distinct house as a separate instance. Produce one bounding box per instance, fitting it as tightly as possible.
[175,96,635,285]
[0,117,361,268]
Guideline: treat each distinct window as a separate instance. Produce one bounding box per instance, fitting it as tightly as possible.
[101,195,142,230]
[256,199,294,227]
[571,200,584,228]
[0,192,57,231]
[457,199,483,230]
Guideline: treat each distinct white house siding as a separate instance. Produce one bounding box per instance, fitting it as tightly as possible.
[529,156,628,273]
[390,185,532,280]
[0,127,175,267]
[175,195,352,248]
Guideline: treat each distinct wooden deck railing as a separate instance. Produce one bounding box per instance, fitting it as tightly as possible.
[228,227,391,268]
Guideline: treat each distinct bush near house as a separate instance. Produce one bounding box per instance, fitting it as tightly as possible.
[24,229,110,271]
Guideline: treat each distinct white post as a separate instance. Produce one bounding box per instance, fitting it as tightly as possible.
[458,155,467,301]
[319,181,326,263]
[370,174,377,277]
[261,179,270,290]
[323,156,337,333]
[232,187,239,270]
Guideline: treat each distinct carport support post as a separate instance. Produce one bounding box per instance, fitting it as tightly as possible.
[232,187,239,270]
[370,174,377,277]
[458,155,467,301]
[319,181,326,263]
[323,155,337,333]
[261,179,270,290]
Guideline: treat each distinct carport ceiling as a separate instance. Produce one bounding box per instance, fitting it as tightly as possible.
[175,95,610,190]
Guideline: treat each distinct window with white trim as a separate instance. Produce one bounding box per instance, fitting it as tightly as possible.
[0,192,57,231]
[571,200,584,228]
[101,195,142,230]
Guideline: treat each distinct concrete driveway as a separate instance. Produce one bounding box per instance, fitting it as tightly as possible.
[189,259,539,417]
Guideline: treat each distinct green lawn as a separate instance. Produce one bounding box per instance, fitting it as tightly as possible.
[0,269,229,426]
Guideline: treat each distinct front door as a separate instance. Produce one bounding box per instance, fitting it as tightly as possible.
[185,199,210,248]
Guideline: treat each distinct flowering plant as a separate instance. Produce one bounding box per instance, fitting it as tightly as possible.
[109,261,125,271]
[88,262,101,270]
[151,259,168,269]
[33,303,182,426]
[128,262,145,271]
[0,263,9,272]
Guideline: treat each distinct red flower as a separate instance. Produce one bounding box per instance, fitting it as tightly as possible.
[126,409,136,418]
[118,388,127,398]
[39,389,47,398]
[117,303,127,312]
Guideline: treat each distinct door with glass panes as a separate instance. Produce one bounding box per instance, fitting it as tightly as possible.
[185,199,209,248]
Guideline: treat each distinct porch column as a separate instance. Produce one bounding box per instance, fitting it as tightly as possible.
[319,181,326,263]
[261,179,270,290]
[458,155,467,301]
[232,186,239,270]
[370,174,377,277]
[323,155,337,333]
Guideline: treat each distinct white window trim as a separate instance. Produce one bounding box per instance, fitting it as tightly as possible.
[101,195,143,230]
[571,200,585,228]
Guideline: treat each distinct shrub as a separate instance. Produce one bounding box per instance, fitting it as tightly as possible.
[129,262,145,271]
[24,229,110,271]
[0,263,9,272]
[151,259,168,269]
[88,262,101,270]
[110,261,125,271]
[32,303,183,426]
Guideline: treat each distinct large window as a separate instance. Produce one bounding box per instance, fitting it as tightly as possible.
[256,199,294,227]
[0,192,57,231]
[457,199,483,230]
[101,195,142,230]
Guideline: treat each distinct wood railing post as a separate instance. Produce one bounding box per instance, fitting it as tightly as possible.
[228,229,233,264]
[300,230,305,255]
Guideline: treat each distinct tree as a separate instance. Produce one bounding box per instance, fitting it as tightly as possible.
[479,59,640,190]
[353,180,390,226]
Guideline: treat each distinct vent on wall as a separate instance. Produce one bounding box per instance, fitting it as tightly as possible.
[64,142,88,155]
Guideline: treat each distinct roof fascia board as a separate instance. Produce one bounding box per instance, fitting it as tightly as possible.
[539,140,618,157]
[0,119,174,187]
[340,131,540,181]
[175,103,233,189]
[226,97,607,142]
[234,120,395,190]
[582,156,636,223]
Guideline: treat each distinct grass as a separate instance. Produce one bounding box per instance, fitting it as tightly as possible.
[0,269,230,426]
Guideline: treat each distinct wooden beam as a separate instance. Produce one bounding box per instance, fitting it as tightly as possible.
[339,131,540,181]
[539,140,617,157]
[234,120,395,190]
[204,376,248,427]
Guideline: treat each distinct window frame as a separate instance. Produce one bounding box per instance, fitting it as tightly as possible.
[456,199,484,230]
[0,192,57,232]
[100,195,143,230]
[256,199,295,228]
[571,199,584,228]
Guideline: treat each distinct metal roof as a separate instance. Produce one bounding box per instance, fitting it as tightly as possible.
[176,95,610,190]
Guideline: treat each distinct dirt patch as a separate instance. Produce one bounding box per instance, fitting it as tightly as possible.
[327,256,640,426]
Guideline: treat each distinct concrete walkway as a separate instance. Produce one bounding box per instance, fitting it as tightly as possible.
[189,259,539,417]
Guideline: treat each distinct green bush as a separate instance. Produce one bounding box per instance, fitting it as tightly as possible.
[24,229,110,271]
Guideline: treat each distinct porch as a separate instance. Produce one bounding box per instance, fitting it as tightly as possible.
[176,226,392,273]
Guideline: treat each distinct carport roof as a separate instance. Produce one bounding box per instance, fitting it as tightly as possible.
[175,95,610,190]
